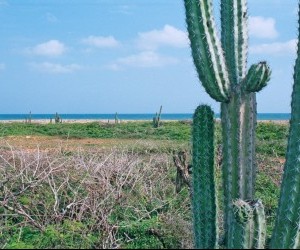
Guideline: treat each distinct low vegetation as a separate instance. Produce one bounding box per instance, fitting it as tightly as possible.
[0,121,191,141]
[0,121,288,248]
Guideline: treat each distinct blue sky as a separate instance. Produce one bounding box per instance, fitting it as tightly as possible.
[0,0,298,114]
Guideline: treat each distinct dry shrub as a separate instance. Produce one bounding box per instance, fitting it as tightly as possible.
[0,143,192,248]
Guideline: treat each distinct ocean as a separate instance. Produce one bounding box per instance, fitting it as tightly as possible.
[0,113,291,121]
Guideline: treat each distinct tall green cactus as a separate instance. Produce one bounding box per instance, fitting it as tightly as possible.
[186,1,300,249]
[191,105,267,249]
[192,105,217,249]
[270,5,300,249]
[184,0,271,247]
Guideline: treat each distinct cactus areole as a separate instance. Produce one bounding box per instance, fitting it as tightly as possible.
[184,0,271,248]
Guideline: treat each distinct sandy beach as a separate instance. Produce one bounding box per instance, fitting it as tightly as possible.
[0,119,290,125]
[0,119,149,124]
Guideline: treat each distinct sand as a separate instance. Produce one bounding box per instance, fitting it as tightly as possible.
[0,119,290,125]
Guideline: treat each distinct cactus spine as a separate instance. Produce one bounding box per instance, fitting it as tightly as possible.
[192,105,217,249]
[184,0,271,248]
[270,5,300,249]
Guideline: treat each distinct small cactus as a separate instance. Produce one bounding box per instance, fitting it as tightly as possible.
[54,112,61,124]
[28,111,32,124]
[153,105,162,128]
[115,112,119,124]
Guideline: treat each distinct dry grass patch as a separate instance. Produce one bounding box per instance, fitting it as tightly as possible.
[0,143,192,249]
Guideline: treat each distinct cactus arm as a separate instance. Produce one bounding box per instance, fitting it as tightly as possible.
[253,200,266,249]
[192,105,217,249]
[232,200,254,249]
[184,0,230,102]
[221,0,248,84]
[231,200,266,249]
[243,62,271,93]
[270,12,300,248]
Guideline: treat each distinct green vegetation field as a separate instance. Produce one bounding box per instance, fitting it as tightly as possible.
[0,121,191,140]
[0,121,289,249]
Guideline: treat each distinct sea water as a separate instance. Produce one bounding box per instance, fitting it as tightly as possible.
[0,113,291,121]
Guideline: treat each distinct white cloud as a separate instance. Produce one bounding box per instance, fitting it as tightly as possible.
[81,36,120,48]
[249,16,279,39]
[29,62,82,74]
[137,25,188,50]
[108,51,179,70]
[26,40,66,57]
[249,39,297,55]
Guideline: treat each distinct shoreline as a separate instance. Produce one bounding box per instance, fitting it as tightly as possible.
[0,119,290,125]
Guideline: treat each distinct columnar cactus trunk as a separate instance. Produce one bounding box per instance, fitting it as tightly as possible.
[184,0,271,248]
[192,105,217,249]
[270,6,300,249]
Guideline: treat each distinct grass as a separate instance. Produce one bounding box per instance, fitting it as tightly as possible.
[0,121,191,141]
[0,120,289,249]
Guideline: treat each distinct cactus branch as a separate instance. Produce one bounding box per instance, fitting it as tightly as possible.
[230,200,266,249]
[221,0,248,84]
[192,105,217,249]
[185,0,230,102]
[243,62,271,93]
[232,199,254,249]
[253,200,266,249]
